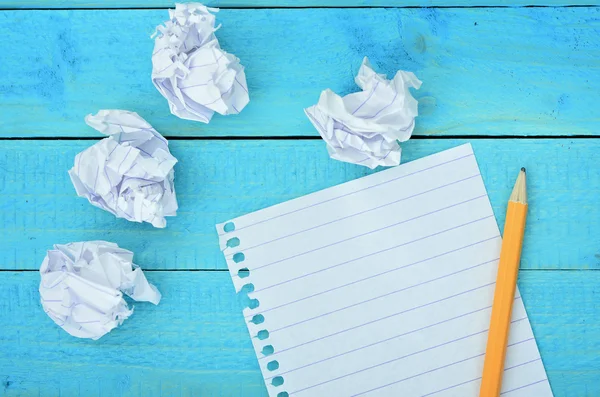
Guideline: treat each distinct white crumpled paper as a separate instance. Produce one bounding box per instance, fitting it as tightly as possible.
[305,57,422,169]
[68,109,178,228]
[151,3,249,123]
[39,241,161,340]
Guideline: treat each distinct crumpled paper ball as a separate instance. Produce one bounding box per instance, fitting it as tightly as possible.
[305,57,422,169]
[151,2,250,123]
[68,109,178,228]
[39,241,161,340]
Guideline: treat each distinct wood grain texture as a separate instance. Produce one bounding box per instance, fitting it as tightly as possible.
[0,271,262,397]
[1,1,598,8]
[0,270,598,396]
[1,138,599,271]
[1,8,599,137]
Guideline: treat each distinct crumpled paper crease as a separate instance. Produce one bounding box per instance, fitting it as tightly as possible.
[39,241,161,340]
[152,2,249,123]
[305,57,422,169]
[68,109,178,228]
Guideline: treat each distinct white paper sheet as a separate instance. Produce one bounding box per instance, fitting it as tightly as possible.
[68,109,178,228]
[152,3,249,123]
[305,57,421,169]
[39,241,161,340]
[216,144,553,397]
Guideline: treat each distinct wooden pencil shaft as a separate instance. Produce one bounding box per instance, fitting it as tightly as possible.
[479,170,528,397]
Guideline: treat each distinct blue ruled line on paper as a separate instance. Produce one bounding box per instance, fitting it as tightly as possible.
[264,297,522,381]
[254,257,499,326]
[261,282,500,360]
[418,358,543,397]
[269,281,497,334]
[290,336,533,397]
[249,239,500,309]
[500,379,549,395]
[228,174,482,257]
[239,211,493,276]
[227,152,475,234]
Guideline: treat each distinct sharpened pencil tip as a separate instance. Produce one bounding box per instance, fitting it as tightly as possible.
[510,168,527,203]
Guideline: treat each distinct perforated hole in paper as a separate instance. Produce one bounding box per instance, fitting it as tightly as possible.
[240,283,254,294]
[251,314,264,324]
[262,345,274,356]
[226,237,240,248]
[222,220,289,395]
[248,299,260,309]
[238,267,250,278]
[272,376,284,387]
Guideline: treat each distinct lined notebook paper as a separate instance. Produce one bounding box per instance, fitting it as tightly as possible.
[216,144,552,397]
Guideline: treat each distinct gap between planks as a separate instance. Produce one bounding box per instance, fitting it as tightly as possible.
[2,269,599,272]
[1,135,600,141]
[0,5,598,10]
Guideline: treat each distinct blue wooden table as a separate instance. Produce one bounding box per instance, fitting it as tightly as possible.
[1,1,599,396]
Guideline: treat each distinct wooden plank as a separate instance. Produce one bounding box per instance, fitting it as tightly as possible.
[0,270,598,396]
[0,8,599,137]
[1,138,599,270]
[0,1,597,8]
[0,271,262,397]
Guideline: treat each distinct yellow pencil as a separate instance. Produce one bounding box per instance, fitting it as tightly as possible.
[480,168,528,397]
